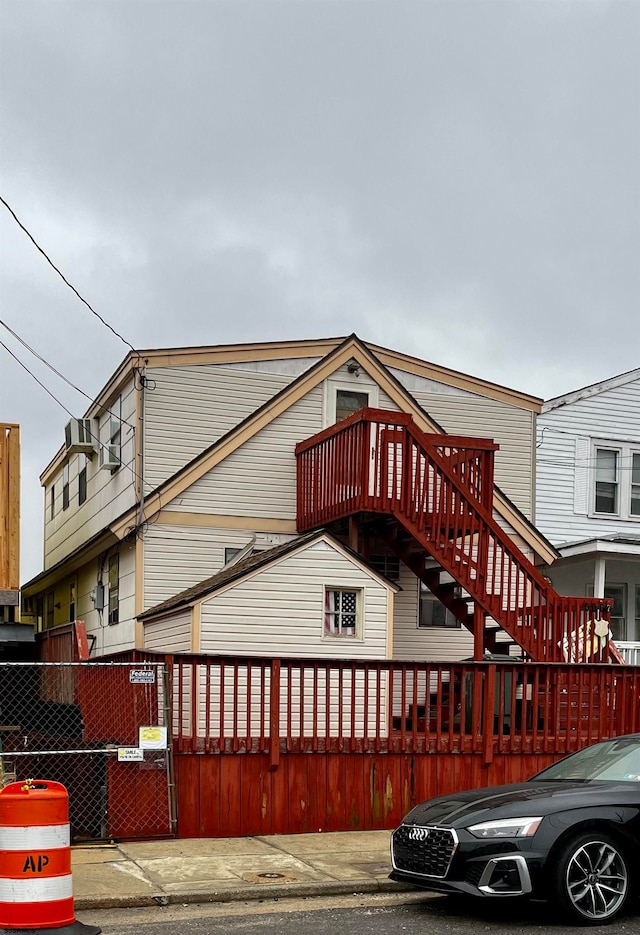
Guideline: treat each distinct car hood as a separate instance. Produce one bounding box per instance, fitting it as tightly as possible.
[401,780,626,829]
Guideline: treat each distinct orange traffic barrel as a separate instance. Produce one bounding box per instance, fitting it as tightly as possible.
[0,779,100,934]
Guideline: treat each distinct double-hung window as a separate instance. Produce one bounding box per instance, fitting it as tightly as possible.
[62,463,70,511]
[108,554,119,625]
[593,443,640,520]
[78,456,88,505]
[324,588,361,638]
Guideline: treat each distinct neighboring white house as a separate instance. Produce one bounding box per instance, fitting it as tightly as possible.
[536,367,640,660]
[22,334,557,663]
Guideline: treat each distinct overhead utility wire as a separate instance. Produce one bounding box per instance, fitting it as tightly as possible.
[0,193,137,354]
[0,338,143,492]
[0,318,136,431]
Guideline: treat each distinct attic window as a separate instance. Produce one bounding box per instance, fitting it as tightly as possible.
[336,389,369,422]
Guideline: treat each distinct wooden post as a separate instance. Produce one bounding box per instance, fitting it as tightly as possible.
[473,604,485,661]
[269,659,281,771]
[482,664,496,765]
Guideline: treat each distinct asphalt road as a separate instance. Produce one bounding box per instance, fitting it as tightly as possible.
[80,891,640,935]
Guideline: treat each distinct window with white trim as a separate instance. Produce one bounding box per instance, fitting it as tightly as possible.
[324,379,379,426]
[78,456,88,506]
[108,554,119,625]
[418,583,460,628]
[593,444,640,520]
[324,588,361,638]
[62,463,70,511]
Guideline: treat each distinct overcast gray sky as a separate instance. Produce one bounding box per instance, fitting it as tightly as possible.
[1,0,638,583]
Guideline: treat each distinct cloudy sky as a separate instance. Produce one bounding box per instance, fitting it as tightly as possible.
[1,0,638,583]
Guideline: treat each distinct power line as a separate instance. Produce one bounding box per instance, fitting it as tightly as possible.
[0,317,137,431]
[0,193,137,354]
[0,338,143,491]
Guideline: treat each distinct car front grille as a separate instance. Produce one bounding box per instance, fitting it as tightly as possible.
[392,824,457,878]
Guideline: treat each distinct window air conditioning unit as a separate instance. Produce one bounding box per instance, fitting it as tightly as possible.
[99,444,120,471]
[65,418,96,455]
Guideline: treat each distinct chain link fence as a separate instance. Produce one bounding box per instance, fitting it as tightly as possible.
[0,662,174,842]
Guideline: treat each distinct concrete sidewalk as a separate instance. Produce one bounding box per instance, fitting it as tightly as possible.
[71,831,414,911]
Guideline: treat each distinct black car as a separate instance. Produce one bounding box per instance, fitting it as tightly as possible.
[390,734,640,925]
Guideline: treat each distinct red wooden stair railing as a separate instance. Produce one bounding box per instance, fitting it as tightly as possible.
[296,408,623,664]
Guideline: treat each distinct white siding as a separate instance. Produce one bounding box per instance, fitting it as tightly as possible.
[392,561,475,662]
[391,367,535,517]
[143,364,300,489]
[199,539,389,659]
[44,376,138,569]
[166,365,402,522]
[144,610,192,652]
[142,522,297,610]
[536,377,640,544]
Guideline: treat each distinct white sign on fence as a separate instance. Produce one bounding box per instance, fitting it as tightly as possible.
[117,747,144,762]
[139,726,168,750]
[130,670,156,684]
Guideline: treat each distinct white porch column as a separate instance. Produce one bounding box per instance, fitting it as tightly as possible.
[593,556,606,598]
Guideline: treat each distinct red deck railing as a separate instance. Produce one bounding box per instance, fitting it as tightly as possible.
[296,409,620,664]
[140,652,640,765]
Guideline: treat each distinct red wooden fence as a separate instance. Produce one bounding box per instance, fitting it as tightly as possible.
[123,650,640,837]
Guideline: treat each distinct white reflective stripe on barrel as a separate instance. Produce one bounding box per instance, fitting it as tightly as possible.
[0,874,74,902]
[0,824,70,850]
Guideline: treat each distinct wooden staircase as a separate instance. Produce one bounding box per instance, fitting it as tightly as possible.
[296,408,623,664]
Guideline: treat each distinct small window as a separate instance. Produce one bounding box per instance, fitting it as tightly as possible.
[78,457,87,505]
[324,588,361,638]
[50,484,55,521]
[418,584,460,628]
[62,463,70,511]
[635,585,640,638]
[335,389,369,423]
[224,547,243,565]
[108,554,119,625]
[104,397,122,470]
[594,448,619,514]
[369,554,400,581]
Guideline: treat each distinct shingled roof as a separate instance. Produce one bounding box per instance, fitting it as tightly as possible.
[138,529,399,620]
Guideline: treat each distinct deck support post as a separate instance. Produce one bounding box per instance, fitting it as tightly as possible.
[473,604,485,661]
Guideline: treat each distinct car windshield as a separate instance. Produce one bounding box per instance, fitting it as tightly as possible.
[532,737,640,783]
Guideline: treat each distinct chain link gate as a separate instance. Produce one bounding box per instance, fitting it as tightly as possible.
[0,661,175,842]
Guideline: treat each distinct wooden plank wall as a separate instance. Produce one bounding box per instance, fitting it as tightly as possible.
[174,750,559,838]
[0,423,20,595]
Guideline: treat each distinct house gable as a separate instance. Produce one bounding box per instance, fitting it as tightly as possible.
[110,336,556,563]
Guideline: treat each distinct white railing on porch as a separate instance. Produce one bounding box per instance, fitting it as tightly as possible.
[615,642,640,666]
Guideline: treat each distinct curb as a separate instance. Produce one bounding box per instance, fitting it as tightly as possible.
[75,878,417,912]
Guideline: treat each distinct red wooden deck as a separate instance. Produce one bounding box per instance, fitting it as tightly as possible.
[296,408,622,664]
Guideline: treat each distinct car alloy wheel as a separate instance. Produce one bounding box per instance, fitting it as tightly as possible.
[556,833,629,924]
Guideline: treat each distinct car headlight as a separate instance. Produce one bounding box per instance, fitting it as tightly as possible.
[467,817,542,838]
